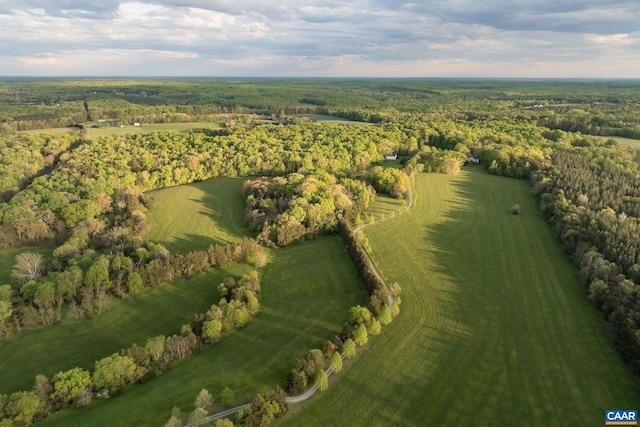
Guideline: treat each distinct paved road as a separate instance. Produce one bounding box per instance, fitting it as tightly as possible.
[183,179,415,427]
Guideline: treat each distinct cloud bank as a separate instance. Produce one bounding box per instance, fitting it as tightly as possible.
[0,0,638,77]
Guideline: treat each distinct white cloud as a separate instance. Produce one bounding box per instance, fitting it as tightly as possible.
[584,33,634,45]
[0,0,639,77]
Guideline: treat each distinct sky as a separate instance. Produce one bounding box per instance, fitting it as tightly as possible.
[0,0,639,78]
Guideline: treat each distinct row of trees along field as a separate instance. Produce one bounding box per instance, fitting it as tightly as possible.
[284,217,402,397]
[0,272,261,426]
[534,149,640,373]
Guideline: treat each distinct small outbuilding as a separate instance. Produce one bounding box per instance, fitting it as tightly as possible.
[385,154,398,161]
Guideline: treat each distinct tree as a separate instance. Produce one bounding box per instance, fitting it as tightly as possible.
[84,258,111,291]
[379,304,393,325]
[126,271,143,294]
[220,386,235,406]
[51,367,92,407]
[316,370,328,392]
[369,319,382,335]
[202,319,223,344]
[511,203,521,215]
[0,284,12,302]
[0,300,12,338]
[11,252,43,283]
[353,323,368,345]
[343,338,356,359]
[329,351,343,373]
[34,282,56,325]
[213,419,235,427]
[164,415,182,427]
[93,353,138,395]
[4,390,47,427]
[195,388,213,412]
[286,369,307,395]
[145,335,167,368]
[349,305,373,327]
[187,407,208,424]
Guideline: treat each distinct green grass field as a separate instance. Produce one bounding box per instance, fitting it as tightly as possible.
[41,236,368,426]
[0,262,250,395]
[366,194,407,222]
[145,178,251,253]
[290,114,367,125]
[16,122,223,139]
[280,166,640,426]
[86,122,223,139]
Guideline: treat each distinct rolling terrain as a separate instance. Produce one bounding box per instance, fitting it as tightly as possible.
[280,167,640,426]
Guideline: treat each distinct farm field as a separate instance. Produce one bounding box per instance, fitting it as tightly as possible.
[280,167,640,426]
[16,122,223,139]
[41,236,368,427]
[146,177,251,253]
[86,121,223,139]
[290,114,365,124]
[365,194,407,222]
[0,262,250,395]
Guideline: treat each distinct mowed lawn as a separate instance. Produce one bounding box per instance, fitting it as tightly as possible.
[281,167,640,427]
[145,177,251,253]
[0,262,250,395]
[41,236,368,427]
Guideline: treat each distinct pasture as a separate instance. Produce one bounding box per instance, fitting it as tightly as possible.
[41,236,368,426]
[16,122,223,139]
[0,262,250,395]
[280,167,640,426]
[145,177,251,253]
[290,114,366,125]
[86,122,223,139]
[365,194,407,222]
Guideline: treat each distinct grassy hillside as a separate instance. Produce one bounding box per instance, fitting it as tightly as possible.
[145,177,251,253]
[42,236,368,426]
[280,167,640,426]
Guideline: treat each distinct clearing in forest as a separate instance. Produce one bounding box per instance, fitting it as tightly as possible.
[145,177,250,253]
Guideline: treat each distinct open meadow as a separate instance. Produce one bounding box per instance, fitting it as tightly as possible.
[280,167,640,426]
[16,122,223,140]
[41,236,368,426]
[145,178,251,253]
[0,262,251,395]
[86,122,223,139]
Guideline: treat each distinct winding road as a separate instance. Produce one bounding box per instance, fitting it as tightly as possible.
[184,178,415,427]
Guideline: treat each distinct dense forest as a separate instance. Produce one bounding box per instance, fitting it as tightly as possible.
[1,79,640,426]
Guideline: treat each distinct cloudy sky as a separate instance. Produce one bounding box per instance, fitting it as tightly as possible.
[1,0,639,77]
